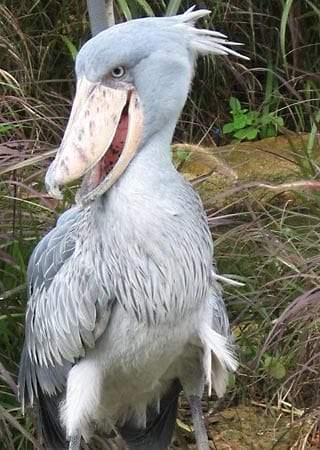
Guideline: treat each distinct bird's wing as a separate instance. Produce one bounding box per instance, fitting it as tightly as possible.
[19,207,113,408]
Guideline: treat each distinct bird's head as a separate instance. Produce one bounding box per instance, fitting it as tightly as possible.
[45,8,248,205]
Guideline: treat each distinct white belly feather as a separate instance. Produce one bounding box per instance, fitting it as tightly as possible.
[61,296,237,441]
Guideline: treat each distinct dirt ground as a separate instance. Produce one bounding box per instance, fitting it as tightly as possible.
[169,404,320,450]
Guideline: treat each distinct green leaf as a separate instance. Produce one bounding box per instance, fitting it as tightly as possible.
[307,111,320,158]
[260,114,274,126]
[265,125,277,138]
[263,355,286,380]
[0,124,17,135]
[223,122,236,134]
[233,129,249,140]
[228,373,236,387]
[233,114,247,130]
[60,36,78,60]
[280,0,294,66]
[263,354,272,367]
[229,97,242,114]
[165,0,183,16]
[306,0,320,17]
[234,127,258,141]
[245,127,259,140]
[136,0,154,16]
[116,0,132,20]
[176,149,189,162]
[270,361,286,379]
[272,116,284,127]
[246,111,258,125]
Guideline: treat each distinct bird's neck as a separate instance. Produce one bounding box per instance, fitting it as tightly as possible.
[102,122,177,203]
[87,123,213,324]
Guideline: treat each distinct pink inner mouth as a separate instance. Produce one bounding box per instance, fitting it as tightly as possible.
[98,107,129,183]
[78,100,129,196]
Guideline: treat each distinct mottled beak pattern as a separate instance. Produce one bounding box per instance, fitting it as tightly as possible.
[45,77,143,205]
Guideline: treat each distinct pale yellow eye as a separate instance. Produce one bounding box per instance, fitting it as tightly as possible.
[111,66,125,78]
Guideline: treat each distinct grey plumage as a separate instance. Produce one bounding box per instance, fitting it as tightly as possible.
[19,8,245,450]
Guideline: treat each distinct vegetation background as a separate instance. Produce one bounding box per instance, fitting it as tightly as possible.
[0,0,319,448]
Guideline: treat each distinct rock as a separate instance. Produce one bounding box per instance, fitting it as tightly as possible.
[173,134,314,208]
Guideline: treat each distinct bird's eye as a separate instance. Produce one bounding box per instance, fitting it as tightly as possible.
[111,66,125,78]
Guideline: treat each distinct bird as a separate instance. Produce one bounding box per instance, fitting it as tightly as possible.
[18,7,247,450]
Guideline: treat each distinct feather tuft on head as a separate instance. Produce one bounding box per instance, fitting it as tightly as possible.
[173,7,249,60]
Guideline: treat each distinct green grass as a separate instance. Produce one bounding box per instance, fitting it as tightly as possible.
[214,202,320,406]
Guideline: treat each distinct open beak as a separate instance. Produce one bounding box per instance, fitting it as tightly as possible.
[45,77,143,206]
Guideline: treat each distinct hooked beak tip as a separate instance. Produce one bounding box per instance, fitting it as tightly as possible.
[46,181,63,200]
[45,165,63,200]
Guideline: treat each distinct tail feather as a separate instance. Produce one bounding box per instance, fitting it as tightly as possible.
[120,380,181,450]
[19,346,69,449]
[37,389,67,450]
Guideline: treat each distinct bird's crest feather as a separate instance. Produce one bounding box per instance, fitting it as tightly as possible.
[173,7,249,60]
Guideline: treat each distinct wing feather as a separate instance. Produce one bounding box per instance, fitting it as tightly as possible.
[19,207,113,409]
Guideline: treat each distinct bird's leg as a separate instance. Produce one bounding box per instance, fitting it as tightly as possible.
[180,353,210,449]
[188,394,210,450]
[68,431,81,450]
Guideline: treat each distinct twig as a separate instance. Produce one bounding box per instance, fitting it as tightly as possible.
[214,179,320,202]
[251,400,304,418]
[0,149,57,176]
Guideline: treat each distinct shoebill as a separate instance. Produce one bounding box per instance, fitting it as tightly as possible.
[19,7,247,450]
